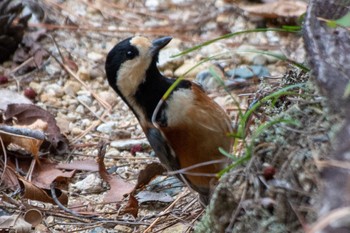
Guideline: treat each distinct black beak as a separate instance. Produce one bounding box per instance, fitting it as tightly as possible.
[151,36,172,55]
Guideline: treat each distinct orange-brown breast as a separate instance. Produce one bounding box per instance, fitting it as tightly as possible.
[160,84,233,191]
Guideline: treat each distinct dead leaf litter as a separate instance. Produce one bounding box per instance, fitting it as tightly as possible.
[0,0,324,232]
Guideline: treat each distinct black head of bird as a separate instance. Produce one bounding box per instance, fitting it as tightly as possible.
[105,36,233,205]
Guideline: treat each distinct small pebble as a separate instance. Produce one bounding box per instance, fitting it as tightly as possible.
[78,66,90,81]
[72,174,103,193]
[158,47,183,69]
[29,82,43,95]
[71,127,83,135]
[46,83,64,97]
[96,121,117,134]
[77,94,92,105]
[98,90,118,107]
[105,148,121,157]
[87,52,104,62]
[174,61,209,78]
[76,105,85,114]
[63,80,81,96]
[110,139,150,150]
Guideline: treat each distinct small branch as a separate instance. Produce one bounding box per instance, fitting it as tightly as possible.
[0,126,46,140]
[50,182,97,219]
[143,191,187,233]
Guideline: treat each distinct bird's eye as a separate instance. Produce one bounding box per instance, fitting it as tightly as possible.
[126,50,135,59]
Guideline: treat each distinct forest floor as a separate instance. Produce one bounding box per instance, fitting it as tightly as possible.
[0,0,327,232]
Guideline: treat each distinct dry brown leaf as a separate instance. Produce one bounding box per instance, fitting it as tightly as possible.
[13,29,48,70]
[56,159,99,172]
[97,144,134,203]
[0,165,20,191]
[0,214,32,233]
[121,194,139,218]
[241,0,307,19]
[134,162,166,190]
[4,104,68,155]
[23,209,43,227]
[63,56,79,72]
[0,119,47,162]
[32,159,75,190]
[19,177,68,205]
[104,176,135,203]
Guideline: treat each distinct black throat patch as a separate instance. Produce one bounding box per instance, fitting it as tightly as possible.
[134,59,192,125]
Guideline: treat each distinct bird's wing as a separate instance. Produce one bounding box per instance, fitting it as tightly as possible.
[144,127,180,171]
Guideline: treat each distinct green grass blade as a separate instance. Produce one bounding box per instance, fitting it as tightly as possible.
[237,49,310,72]
[237,83,305,138]
[172,27,300,58]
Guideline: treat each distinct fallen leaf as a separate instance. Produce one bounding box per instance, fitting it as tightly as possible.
[18,177,68,205]
[4,104,68,155]
[0,214,32,233]
[13,29,48,71]
[121,194,139,218]
[0,164,20,191]
[32,159,75,190]
[23,209,43,227]
[0,119,47,162]
[56,159,98,172]
[4,158,74,200]
[63,56,79,73]
[97,143,134,203]
[135,163,166,190]
[241,0,307,19]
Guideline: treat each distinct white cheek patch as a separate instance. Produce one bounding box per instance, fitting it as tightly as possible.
[115,36,154,121]
[166,89,194,126]
[116,38,153,98]
[116,58,147,97]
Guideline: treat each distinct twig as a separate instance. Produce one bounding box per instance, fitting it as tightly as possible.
[72,109,110,143]
[315,159,350,170]
[166,159,228,177]
[0,126,46,140]
[185,208,205,233]
[73,94,107,122]
[0,137,8,186]
[9,57,35,75]
[288,200,308,232]
[143,191,187,233]
[308,207,350,233]
[225,156,256,232]
[46,36,111,111]
[225,179,248,232]
[50,182,98,219]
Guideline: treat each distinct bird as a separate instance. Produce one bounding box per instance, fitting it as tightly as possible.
[105,36,233,205]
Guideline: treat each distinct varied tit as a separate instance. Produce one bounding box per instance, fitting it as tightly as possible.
[105,36,233,205]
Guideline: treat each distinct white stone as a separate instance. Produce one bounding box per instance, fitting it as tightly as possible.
[46,83,64,97]
[110,139,150,150]
[87,52,104,62]
[76,105,85,114]
[158,47,183,69]
[96,121,117,134]
[72,174,103,193]
[77,94,92,105]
